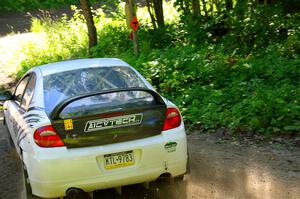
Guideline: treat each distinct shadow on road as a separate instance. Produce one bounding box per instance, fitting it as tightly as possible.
[0,120,24,199]
[0,116,299,199]
[0,8,74,37]
[93,180,187,199]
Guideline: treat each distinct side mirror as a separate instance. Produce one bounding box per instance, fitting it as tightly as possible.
[0,90,12,102]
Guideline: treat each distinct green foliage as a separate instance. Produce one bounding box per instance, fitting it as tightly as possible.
[178,1,300,55]
[10,2,300,136]
[121,44,300,135]
[16,6,88,78]
[0,0,77,12]
[91,21,130,57]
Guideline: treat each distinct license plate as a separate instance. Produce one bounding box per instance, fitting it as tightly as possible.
[104,150,135,170]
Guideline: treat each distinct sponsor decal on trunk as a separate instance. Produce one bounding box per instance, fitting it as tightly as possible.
[84,113,143,132]
[64,119,74,131]
[164,142,177,152]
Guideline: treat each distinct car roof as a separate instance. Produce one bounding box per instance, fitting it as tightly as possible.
[30,58,131,77]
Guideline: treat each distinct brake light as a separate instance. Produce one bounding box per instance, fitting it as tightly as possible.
[34,125,65,147]
[163,108,181,131]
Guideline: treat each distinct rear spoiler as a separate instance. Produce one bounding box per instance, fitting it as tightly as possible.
[49,87,165,120]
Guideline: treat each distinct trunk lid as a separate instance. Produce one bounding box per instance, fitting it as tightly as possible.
[50,88,166,148]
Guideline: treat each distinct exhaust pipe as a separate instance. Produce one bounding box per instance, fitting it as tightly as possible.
[66,188,92,199]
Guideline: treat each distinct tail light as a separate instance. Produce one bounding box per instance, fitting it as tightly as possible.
[34,125,65,147]
[163,108,182,131]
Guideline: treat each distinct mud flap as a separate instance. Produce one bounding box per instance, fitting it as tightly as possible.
[185,145,191,174]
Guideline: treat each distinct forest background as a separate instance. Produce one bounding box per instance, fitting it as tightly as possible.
[0,0,300,138]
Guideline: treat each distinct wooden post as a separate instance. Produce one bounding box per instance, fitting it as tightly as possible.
[127,0,139,55]
[192,0,200,16]
[79,0,97,52]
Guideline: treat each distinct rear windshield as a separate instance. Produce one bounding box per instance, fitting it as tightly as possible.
[59,91,156,119]
[43,66,146,114]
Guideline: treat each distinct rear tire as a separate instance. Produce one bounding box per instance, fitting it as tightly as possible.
[174,175,184,182]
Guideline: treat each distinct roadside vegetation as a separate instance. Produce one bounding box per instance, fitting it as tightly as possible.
[0,0,77,12]
[2,0,300,137]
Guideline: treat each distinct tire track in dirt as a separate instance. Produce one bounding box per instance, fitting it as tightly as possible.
[0,120,24,199]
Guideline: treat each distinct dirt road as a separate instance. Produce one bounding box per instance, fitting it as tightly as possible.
[0,116,299,199]
[0,120,24,199]
[0,8,74,37]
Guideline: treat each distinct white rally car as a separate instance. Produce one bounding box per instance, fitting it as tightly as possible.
[1,58,188,198]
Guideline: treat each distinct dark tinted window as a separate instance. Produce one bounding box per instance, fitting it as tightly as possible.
[60,91,156,118]
[43,67,146,114]
[14,76,30,105]
[21,75,36,109]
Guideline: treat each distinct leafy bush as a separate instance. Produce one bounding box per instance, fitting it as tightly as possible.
[122,44,300,135]
[0,0,78,12]
[10,2,300,136]
[91,21,130,57]
[16,6,89,78]
[180,1,300,55]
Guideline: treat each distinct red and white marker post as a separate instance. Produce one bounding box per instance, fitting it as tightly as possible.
[126,0,139,55]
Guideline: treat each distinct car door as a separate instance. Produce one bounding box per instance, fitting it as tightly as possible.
[6,73,36,152]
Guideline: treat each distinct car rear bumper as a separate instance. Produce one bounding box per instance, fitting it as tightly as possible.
[24,127,187,198]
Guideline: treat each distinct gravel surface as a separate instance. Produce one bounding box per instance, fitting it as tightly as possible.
[0,117,299,199]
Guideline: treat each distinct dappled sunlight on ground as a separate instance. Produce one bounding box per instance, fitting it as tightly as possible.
[245,165,299,199]
[186,133,300,199]
[246,166,273,199]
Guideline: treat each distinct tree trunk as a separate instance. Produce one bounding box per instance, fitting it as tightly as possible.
[152,0,164,27]
[225,0,233,10]
[209,0,214,14]
[127,0,139,55]
[214,0,222,13]
[192,0,200,15]
[79,0,97,51]
[146,0,157,29]
[201,0,208,18]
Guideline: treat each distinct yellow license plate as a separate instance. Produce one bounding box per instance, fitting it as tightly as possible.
[104,150,135,170]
